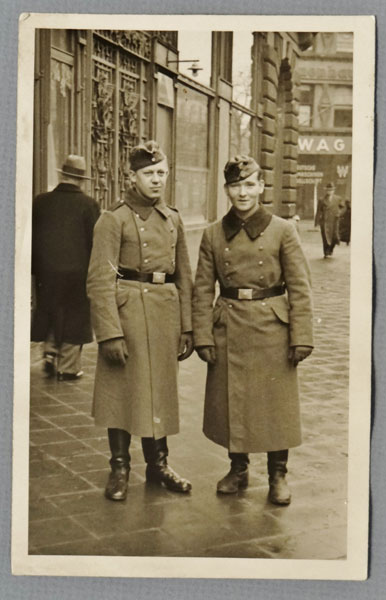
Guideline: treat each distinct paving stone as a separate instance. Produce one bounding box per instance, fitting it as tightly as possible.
[39,440,91,458]
[29,516,94,550]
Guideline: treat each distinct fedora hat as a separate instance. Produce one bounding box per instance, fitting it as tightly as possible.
[57,154,90,179]
[325,182,336,190]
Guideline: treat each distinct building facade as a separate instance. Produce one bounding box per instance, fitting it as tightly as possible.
[295,32,353,219]
[34,29,313,261]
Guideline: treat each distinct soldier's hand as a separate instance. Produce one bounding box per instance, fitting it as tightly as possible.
[178,332,194,361]
[196,346,217,365]
[99,338,128,366]
[288,345,313,367]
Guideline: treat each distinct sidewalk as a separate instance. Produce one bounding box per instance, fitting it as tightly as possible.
[29,221,350,559]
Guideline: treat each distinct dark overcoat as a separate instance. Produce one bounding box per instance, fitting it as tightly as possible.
[31,183,100,345]
[314,193,344,246]
[86,188,193,439]
[192,206,313,453]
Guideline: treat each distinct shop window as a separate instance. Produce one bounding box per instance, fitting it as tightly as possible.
[299,84,314,127]
[232,31,253,108]
[50,55,74,176]
[177,31,211,87]
[230,110,251,156]
[175,85,209,222]
[334,108,352,128]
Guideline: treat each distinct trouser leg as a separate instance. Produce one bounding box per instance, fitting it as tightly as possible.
[141,436,192,493]
[43,330,58,377]
[105,428,131,501]
[216,452,249,494]
[267,449,291,505]
[57,343,83,377]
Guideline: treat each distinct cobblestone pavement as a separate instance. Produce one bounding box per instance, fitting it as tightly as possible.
[29,221,350,559]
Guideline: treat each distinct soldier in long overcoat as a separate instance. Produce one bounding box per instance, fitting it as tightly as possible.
[31,155,100,380]
[314,182,345,258]
[192,155,313,505]
[87,141,194,501]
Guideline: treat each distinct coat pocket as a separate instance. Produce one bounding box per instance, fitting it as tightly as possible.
[116,285,131,309]
[269,295,290,324]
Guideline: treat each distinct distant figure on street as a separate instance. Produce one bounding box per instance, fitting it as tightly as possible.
[192,155,313,505]
[314,182,345,258]
[87,141,194,502]
[339,198,351,245]
[31,154,100,381]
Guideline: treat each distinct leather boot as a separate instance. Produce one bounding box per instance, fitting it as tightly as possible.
[142,437,192,493]
[267,449,291,505]
[105,428,131,501]
[217,452,249,494]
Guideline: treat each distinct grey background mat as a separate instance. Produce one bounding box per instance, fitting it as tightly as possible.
[1,0,384,597]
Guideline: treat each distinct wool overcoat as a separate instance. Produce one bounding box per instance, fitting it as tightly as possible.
[31,183,100,345]
[314,193,344,247]
[192,206,313,453]
[86,188,193,439]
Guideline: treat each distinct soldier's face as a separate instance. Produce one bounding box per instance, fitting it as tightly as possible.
[225,171,264,214]
[132,159,169,200]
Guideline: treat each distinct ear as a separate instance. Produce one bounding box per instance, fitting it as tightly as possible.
[128,170,136,185]
[258,179,265,193]
[224,184,230,198]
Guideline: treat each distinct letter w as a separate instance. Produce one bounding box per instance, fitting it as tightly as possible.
[298,137,314,152]
[337,165,349,178]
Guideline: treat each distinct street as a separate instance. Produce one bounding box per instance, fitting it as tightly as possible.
[29,220,350,559]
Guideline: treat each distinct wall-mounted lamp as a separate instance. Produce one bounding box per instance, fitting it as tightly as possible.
[167,58,203,78]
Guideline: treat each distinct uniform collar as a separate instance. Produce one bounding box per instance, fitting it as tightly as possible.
[124,187,168,220]
[222,205,272,241]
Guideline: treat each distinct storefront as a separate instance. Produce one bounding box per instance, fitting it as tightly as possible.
[34,29,313,262]
[296,134,352,219]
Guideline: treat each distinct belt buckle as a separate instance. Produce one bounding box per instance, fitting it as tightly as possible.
[238,288,253,300]
[152,272,166,284]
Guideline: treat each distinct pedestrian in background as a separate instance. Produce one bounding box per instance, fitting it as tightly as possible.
[87,141,194,502]
[339,198,351,245]
[192,155,313,505]
[31,154,100,381]
[314,182,345,258]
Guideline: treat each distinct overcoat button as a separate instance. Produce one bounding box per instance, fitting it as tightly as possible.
[144,288,149,293]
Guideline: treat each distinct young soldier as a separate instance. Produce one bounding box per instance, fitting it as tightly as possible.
[87,141,193,501]
[192,155,313,505]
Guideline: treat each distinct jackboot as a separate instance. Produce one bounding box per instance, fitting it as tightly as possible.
[267,449,291,505]
[142,437,192,493]
[105,428,131,501]
[217,452,249,494]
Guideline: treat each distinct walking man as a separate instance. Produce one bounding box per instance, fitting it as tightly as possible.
[31,154,100,380]
[87,141,194,501]
[192,155,313,505]
[314,182,345,258]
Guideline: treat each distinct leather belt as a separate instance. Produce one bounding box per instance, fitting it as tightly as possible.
[117,267,175,284]
[220,284,285,300]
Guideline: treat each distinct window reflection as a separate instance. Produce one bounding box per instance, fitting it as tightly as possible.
[175,86,209,222]
[232,31,253,108]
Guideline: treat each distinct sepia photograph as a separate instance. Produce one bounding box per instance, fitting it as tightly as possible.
[12,13,374,579]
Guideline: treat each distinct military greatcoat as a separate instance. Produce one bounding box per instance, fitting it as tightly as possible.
[192,206,313,453]
[87,188,193,439]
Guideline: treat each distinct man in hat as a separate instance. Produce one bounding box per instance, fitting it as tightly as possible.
[314,182,345,258]
[87,140,194,501]
[192,155,313,505]
[32,154,100,380]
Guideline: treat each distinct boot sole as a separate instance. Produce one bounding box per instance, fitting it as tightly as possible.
[217,477,249,494]
[146,474,192,493]
[268,494,291,506]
